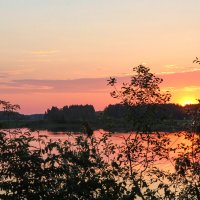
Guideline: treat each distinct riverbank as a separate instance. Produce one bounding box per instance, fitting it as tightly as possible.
[0,118,190,133]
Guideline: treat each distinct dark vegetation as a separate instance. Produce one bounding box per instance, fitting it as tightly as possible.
[0,102,199,132]
[0,64,199,199]
[0,100,199,132]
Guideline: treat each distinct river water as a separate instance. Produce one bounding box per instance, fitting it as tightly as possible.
[32,129,192,172]
[2,128,194,173]
[1,128,198,198]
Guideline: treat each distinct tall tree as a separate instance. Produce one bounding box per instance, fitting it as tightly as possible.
[108,65,171,132]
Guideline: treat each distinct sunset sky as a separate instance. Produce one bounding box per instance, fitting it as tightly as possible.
[1,0,200,114]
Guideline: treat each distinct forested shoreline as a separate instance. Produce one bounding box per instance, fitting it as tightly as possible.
[0,103,199,132]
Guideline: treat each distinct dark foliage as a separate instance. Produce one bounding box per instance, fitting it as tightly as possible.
[45,104,96,123]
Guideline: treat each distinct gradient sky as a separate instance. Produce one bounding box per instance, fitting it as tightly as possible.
[0,0,200,114]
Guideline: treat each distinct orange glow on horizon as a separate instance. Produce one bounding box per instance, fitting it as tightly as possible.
[178,97,198,106]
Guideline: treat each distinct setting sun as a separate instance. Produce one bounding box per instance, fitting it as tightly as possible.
[179,97,197,106]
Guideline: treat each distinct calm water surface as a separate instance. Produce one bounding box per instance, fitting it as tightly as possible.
[2,128,192,173]
[35,129,191,172]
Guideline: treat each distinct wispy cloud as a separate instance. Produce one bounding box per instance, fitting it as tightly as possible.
[164,64,178,69]
[0,73,8,79]
[0,83,53,91]
[0,78,110,94]
[158,64,200,75]
[162,86,200,93]
[0,70,200,95]
[178,86,200,92]
[31,50,59,56]
[157,68,200,75]
[0,68,35,80]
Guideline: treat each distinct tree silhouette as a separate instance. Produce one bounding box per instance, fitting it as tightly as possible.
[108,65,171,106]
[108,65,171,132]
[193,57,200,64]
[0,100,20,113]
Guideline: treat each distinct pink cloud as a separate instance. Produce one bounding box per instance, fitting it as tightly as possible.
[1,70,200,114]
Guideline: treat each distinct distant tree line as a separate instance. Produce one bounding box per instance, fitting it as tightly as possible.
[45,104,96,123]
[1,100,199,131]
[44,103,199,123]
[45,103,200,122]
[0,111,24,120]
[0,111,44,121]
[102,103,196,132]
[104,103,187,120]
